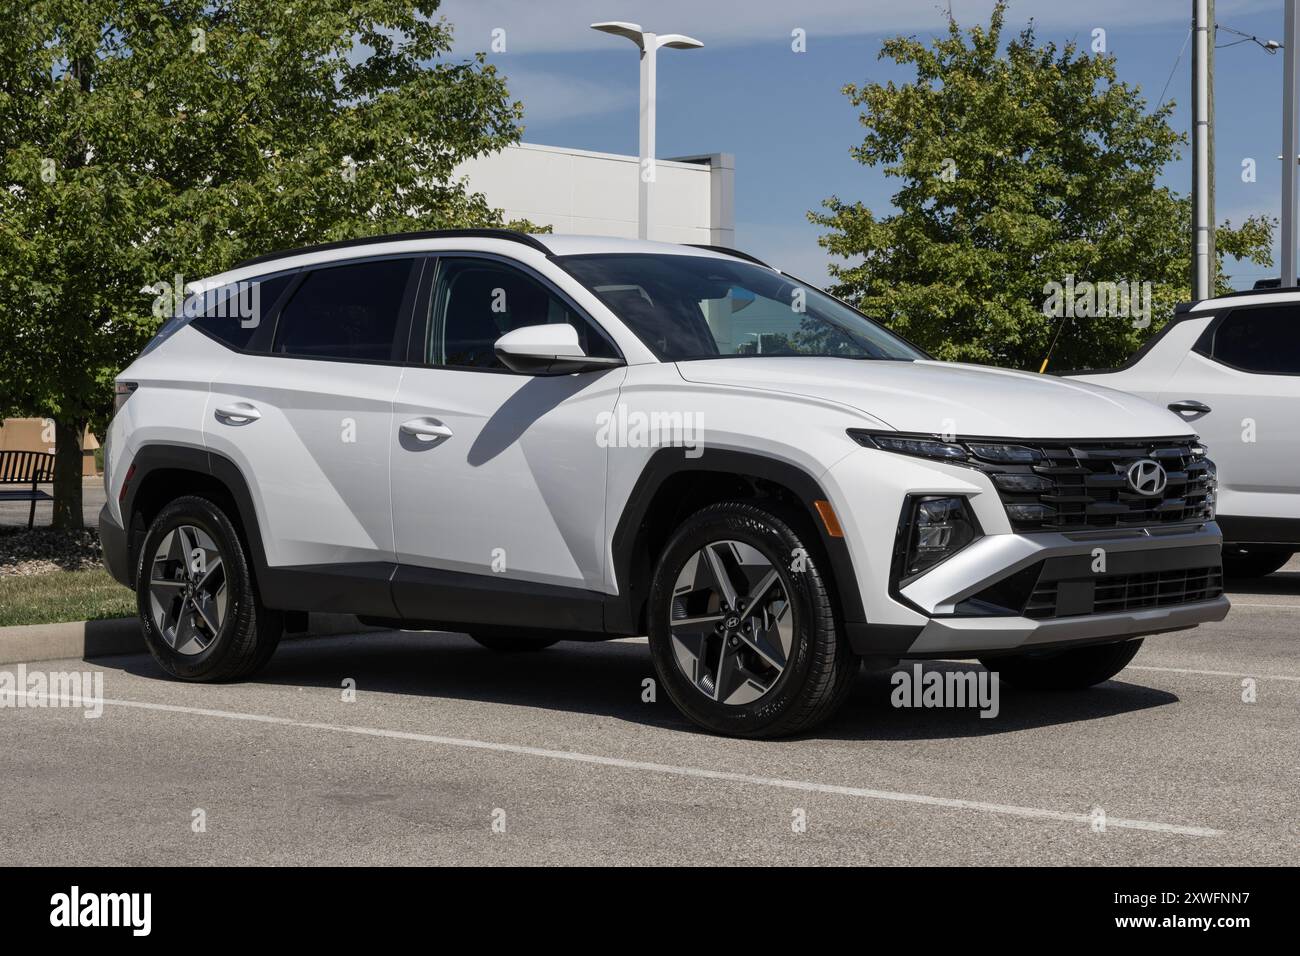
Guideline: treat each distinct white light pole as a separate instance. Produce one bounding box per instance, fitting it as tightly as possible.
[1284,0,1300,286]
[1191,0,1214,300]
[591,21,703,240]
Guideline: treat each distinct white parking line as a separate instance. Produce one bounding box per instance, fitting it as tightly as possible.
[1225,601,1300,610]
[24,691,1222,838]
[1128,664,1300,682]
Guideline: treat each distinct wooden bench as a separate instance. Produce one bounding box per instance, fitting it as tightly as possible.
[0,451,56,528]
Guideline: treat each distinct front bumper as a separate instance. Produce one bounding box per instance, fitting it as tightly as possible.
[897,521,1229,655]
[908,595,1229,656]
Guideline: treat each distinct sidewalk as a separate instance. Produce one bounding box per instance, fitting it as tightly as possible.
[0,477,104,529]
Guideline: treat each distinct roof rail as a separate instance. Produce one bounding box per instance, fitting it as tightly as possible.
[687,244,771,268]
[233,229,553,270]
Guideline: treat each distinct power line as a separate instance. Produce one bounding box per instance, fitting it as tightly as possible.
[1217,23,1281,54]
[1157,26,1192,106]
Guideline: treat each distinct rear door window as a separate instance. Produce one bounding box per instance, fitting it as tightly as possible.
[272,258,416,362]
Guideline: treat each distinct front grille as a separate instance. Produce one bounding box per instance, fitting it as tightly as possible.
[977,438,1214,532]
[1024,565,1224,619]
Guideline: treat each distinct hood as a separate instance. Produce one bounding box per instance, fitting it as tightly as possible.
[675,357,1193,439]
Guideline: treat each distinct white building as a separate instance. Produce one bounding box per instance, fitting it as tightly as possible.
[455,142,735,246]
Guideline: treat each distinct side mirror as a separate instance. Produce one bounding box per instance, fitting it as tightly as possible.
[493,324,624,375]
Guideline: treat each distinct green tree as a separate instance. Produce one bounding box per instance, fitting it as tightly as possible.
[810,1,1273,372]
[0,0,530,527]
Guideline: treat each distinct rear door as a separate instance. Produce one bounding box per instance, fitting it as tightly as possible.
[388,254,625,627]
[203,256,421,589]
[1158,303,1300,528]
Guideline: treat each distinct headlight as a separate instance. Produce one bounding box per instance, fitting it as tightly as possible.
[849,431,966,460]
[966,442,1043,464]
[896,495,982,580]
[1204,458,1217,519]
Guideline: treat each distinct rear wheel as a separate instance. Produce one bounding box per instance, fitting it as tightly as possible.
[647,500,857,738]
[136,495,281,681]
[1222,545,1292,580]
[980,638,1143,691]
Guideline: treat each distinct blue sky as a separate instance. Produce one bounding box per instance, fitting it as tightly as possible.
[439,0,1285,286]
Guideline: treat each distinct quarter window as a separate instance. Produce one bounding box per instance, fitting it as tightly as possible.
[191,273,293,351]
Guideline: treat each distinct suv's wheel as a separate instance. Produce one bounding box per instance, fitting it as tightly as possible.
[980,638,1143,691]
[647,501,858,738]
[468,632,560,652]
[136,495,281,681]
[1222,545,1293,580]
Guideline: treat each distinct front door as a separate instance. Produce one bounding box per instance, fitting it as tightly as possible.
[388,255,625,629]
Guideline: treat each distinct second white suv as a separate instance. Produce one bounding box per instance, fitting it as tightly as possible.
[1069,289,1300,579]
[101,230,1229,737]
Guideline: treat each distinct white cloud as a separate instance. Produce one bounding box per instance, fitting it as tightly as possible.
[499,68,631,123]
[437,0,1276,56]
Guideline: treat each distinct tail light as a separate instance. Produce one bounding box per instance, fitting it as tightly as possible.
[114,381,138,414]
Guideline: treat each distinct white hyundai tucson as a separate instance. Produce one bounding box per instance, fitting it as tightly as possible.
[100,230,1230,737]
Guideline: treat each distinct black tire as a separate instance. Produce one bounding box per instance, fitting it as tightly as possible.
[981,638,1143,691]
[468,632,560,652]
[647,500,858,738]
[136,495,281,681]
[1222,545,1293,580]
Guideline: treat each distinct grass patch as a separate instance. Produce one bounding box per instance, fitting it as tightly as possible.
[0,568,134,627]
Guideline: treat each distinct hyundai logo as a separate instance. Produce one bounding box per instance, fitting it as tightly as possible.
[1125,459,1168,497]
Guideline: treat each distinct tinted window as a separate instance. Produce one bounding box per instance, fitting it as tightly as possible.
[191,273,293,351]
[559,254,925,362]
[272,258,414,361]
[1207,306,1300,374]
[431,258,618,369]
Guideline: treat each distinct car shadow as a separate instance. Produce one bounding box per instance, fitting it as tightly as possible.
[1225,568,1300,598]
[102,630,1178,742]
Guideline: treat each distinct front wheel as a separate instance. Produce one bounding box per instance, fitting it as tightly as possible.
[980,639,1143,691]
[136,495,281,681]
[647,500,858,738]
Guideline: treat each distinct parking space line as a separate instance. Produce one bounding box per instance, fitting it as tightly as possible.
[23,691,1222,838]
[1224,601,1300,610]
[1128,664,1300,682]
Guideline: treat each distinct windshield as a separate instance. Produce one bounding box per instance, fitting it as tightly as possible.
[558,253,926,362]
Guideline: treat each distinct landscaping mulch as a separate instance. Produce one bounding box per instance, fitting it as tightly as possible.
[0,527,105,576]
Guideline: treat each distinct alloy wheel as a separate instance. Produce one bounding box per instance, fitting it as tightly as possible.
[148,524,228,656]
[668,539,793,705]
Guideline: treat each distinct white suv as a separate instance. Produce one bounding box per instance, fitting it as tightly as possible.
[101,230,1230,737]
[1069,289,1300,579]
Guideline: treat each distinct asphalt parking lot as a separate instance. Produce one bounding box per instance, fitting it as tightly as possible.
[2,560,1297,866]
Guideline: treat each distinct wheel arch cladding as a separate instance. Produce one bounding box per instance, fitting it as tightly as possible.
[121,444,269,591]
[606,448,866,635]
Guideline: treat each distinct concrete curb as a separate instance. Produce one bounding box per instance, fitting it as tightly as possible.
[0,613,375,666]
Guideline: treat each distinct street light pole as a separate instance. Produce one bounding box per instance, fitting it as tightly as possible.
[591,21,703,240]
[1284,0,1300,287]
[1192,0,1214,300]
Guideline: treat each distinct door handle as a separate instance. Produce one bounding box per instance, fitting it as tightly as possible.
[1168,399,1212,416]
[214,402,261,424]
[400,417,454,442]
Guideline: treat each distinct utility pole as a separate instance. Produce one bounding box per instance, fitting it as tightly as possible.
[1192,0,1215,300]
[1284,0,1300,286]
